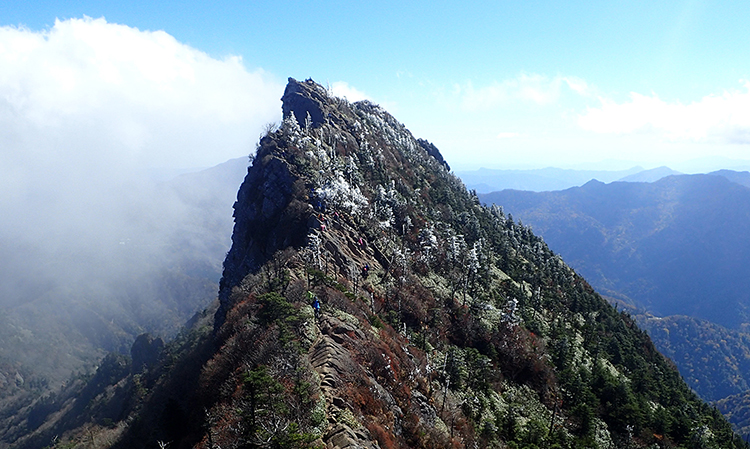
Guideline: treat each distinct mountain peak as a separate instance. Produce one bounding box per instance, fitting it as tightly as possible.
[217,78,451,327]
[281,77,331,129]
[8,79,743,448]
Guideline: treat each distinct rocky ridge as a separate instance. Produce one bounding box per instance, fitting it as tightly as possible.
[200,78,742,448]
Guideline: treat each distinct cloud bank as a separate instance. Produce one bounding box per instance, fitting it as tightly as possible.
[0,17,281,180]
[579,82,750,144]
[0,16,283,240]
[458,74,591,111]
[0,17,282,315]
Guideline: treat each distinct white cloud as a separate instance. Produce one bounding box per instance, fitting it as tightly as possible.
[458,73,591,111]
[330,81,371,102]
[563,76,592,96]
[0,17,288,367]
[497,132,522,139]
[0,16,282,178]
[579,82,750,144]
[0,16,284,254]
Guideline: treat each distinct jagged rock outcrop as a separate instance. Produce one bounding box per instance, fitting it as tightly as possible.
[217,77,449,328]
[130,333,164,374]
[309,316,379,449]
[281,78,330,129]
[417,138,450,171]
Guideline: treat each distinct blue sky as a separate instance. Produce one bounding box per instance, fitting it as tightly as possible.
[3,1,750,172]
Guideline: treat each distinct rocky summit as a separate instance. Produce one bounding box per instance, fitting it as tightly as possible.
[16,78,745,448]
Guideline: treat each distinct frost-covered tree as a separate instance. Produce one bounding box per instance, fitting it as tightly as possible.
[315,176,369,214]
[281,111,301,138]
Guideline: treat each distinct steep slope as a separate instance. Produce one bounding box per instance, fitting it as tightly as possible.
[21,78,744,449]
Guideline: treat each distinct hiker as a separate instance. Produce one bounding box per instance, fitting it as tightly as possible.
[315,213,324,231]
[312,296,321,320]
[362,263,369,279]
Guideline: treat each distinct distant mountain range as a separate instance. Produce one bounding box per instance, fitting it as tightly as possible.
[457,166,682,193]
[457,158,750,193]
[480,172,750,329]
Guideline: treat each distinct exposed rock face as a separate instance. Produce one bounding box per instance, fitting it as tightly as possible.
[281,78,330,129]
[217,135,311,327]
[310,316,380,449]
[417,138,450,171]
